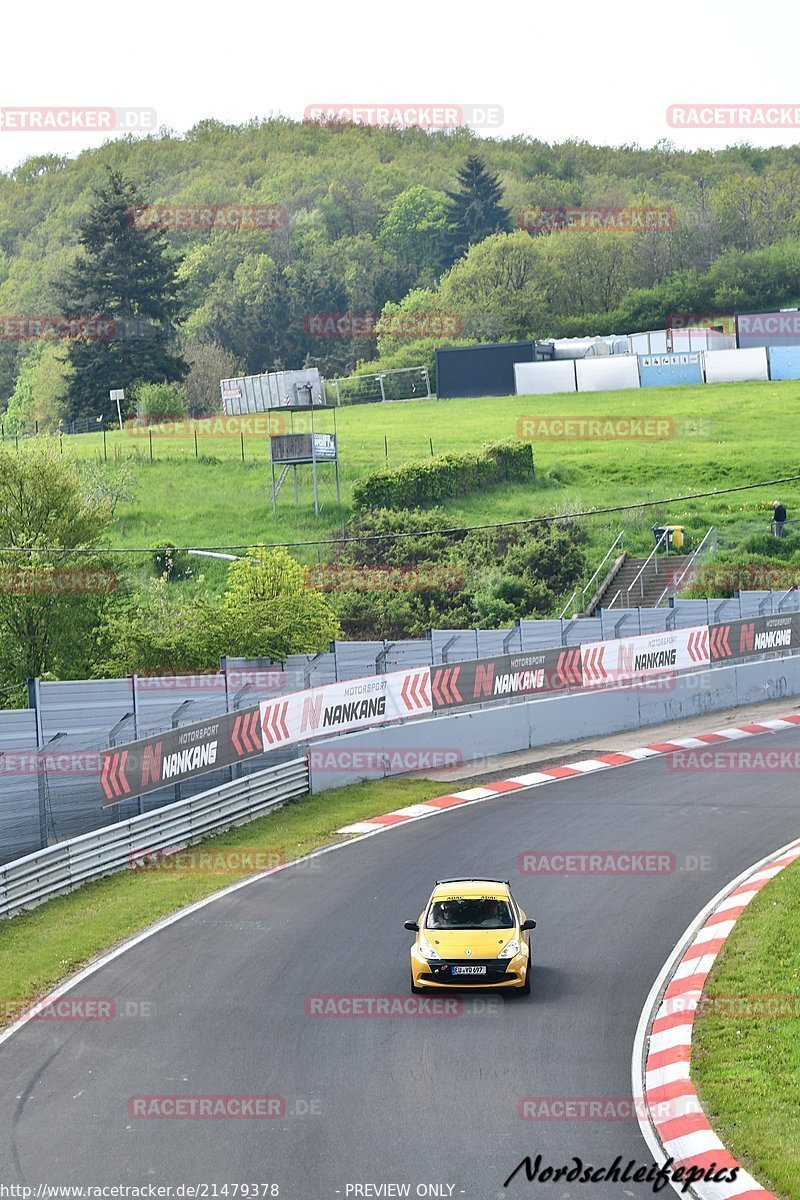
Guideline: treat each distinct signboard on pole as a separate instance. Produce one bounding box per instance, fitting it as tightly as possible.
[110,388,125,429]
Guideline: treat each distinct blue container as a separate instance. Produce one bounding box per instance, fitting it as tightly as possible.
[638,353,704,387]
[767,344,800,380]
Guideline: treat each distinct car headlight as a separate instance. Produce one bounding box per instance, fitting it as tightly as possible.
[418,936,441,960]
[498,939,520,959]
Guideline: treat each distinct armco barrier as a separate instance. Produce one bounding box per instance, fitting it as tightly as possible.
[0,757,308,919]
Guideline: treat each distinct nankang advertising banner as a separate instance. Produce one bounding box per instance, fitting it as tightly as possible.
[100,706,264,807]
[709,613,800,662]
[430,648,583,711]
[259,667,432,751]
[581,626,710,686]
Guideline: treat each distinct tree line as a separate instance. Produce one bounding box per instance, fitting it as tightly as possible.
[2,119,800,426]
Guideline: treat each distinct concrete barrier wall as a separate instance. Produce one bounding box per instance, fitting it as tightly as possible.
[307,656,800,792]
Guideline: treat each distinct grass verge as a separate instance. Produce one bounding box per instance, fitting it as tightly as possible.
[0,775,445,1028]
[41,380,800,567]
[692,856,800,1199]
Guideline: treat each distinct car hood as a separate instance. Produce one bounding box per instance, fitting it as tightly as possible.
[423,929,517,958]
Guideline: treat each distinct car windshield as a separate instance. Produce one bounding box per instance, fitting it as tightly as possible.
[426,897,514,930]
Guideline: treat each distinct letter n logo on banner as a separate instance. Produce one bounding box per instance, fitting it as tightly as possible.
[617,644,634,676]
[141,742,162,787]
[301,694,323,732]
[473,663,494,699]
[740,622,755,654]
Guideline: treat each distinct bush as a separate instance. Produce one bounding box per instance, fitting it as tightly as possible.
[136,382,186,419]
[321,508,586,638]
[351,440,534,509]
[151,544,192,582]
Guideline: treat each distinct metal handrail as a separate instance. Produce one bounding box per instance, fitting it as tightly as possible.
[654,526,717,607]
[558,588,579,620]
[624,529,670,606]
[559,531,624,618]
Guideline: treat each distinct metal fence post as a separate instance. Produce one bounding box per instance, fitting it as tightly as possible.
[27,679,49,850]
[131,674,143,816]
[170,700,194,803]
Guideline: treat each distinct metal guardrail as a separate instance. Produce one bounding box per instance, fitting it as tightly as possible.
[0,757,309,920]
[559,531,625,618]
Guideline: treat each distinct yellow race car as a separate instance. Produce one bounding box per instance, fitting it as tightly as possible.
[405,878,536,994]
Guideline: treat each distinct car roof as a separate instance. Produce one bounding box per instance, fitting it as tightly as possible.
[431,879,512,900]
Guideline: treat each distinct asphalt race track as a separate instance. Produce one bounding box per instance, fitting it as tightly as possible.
[2,728,798,1199]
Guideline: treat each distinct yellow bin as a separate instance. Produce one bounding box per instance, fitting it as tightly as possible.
[669,525,685,550]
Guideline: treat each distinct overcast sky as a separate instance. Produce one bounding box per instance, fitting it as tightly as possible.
[2,0,799,173]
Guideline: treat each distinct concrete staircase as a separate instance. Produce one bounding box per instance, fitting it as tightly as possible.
[596,554,692,609]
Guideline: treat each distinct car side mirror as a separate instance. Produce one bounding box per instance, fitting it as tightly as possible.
[520,919,537,931]
[404,920,419,932]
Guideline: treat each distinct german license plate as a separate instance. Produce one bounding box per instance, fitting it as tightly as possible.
[451,965,486,975]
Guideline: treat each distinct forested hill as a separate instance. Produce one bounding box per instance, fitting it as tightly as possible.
[2,119,800,424]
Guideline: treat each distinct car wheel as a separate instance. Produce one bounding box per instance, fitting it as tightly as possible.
[520,961,531,996]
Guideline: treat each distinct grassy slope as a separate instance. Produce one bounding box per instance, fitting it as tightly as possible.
[692,858,800,1199]
[47,381,799,574]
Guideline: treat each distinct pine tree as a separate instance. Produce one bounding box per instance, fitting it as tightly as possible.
[440,155,512,269]
[57,169,187,422]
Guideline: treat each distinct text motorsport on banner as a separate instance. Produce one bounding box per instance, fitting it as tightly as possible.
[581,626,710,686]
[99,614,793,806]
[259,667,432,750]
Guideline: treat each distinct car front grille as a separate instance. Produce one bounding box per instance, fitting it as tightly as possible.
[421,958,512,985]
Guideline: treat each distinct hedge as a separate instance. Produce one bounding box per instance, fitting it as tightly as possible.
[351,440,534,510]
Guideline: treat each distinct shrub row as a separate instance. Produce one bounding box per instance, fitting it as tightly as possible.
[351,440,534,510]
